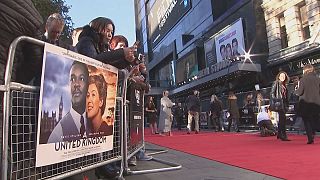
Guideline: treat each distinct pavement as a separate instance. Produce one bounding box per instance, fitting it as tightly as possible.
[66,141,281,180]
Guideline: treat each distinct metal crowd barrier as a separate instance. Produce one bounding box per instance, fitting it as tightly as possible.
[121,69,182,176]
[0,36,125,180]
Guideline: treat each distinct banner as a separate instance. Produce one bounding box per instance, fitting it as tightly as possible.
[148,0,192,48]
[129,87,144,146]
[36,44,118,167]
[214,18,245,63]
[204,37,216,67]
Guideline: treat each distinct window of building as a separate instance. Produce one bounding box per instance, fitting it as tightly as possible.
[211,0,239,19]
[299,3,311,40]
[278,14,288,48]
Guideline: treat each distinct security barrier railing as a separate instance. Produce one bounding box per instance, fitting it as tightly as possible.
[1,36,182,180]
[0,36,124,180]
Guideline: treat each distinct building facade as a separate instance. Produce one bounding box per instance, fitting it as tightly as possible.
[134,0,269,106]
[262,0,320,80]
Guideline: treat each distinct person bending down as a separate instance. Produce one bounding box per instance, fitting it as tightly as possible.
[257,107,276,137]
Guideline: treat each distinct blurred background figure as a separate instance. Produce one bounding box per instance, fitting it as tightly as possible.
[295,65,320,144]
[71,27,83,48]
[256,92,265,112]
[173,102,184,130]
[145,96,159,135]
[42,13,65,45]
[159,90,174,136]
[186,90,201,134]
[257,107,277,137]
[209,94,223,132]
[227,91,240,132]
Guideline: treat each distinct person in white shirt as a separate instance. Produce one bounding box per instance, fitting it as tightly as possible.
[257,107,276,137]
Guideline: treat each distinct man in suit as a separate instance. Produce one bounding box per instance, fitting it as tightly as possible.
[47,61,89,143]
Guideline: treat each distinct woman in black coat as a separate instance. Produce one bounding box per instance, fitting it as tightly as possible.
[295,65,320,144]
[76,17,136,69]
[270,71,290,141]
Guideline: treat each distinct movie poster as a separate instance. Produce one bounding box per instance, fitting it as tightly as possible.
[214,18,245,63]
[36,44,118,167]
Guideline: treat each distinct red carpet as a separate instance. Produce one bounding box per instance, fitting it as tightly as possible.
[145,130,320,180]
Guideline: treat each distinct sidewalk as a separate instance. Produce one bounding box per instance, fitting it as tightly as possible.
[68,142,280,180]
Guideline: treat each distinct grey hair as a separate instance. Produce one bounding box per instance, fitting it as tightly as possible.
[46,13,65,26]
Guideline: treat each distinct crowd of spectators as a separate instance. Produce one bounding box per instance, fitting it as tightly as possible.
[1,1,319,179]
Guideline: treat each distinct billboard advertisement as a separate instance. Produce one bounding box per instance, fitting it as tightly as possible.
[148,0,192,48]
[159,62,174,87]
[214,18,245,63]
[176,50,198,84]
[36,44,118,167]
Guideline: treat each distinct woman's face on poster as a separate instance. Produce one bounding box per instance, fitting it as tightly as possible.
[86,83,103,119]
[226,46,232,58]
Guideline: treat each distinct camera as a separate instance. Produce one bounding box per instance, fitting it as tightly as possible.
[133,52,144,65]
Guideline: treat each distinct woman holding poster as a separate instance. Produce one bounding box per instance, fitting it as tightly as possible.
[86,74,113,136]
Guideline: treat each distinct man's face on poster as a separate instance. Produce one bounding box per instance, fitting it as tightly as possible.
[232,40,238,53]
[70,63,89,109]
[220,46,226,59]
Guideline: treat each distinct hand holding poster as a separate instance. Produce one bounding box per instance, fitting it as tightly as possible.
[36,44,118,167]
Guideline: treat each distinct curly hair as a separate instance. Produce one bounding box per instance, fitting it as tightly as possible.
[275,71,289,84]
[88,74,107,115]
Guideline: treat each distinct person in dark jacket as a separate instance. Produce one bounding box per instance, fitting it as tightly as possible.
[185,90,201,134]
[76,17,136,69]
[295,65,320,144]
[145,96,159,134]
[23,13,66,86]
[174,103,184,130]
[210,94,224,131]
[41,13,65,45]
[227,91,240,132]
[270,71,290,141]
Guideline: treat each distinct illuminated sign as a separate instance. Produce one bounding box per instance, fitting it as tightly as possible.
[148,0,192,48]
